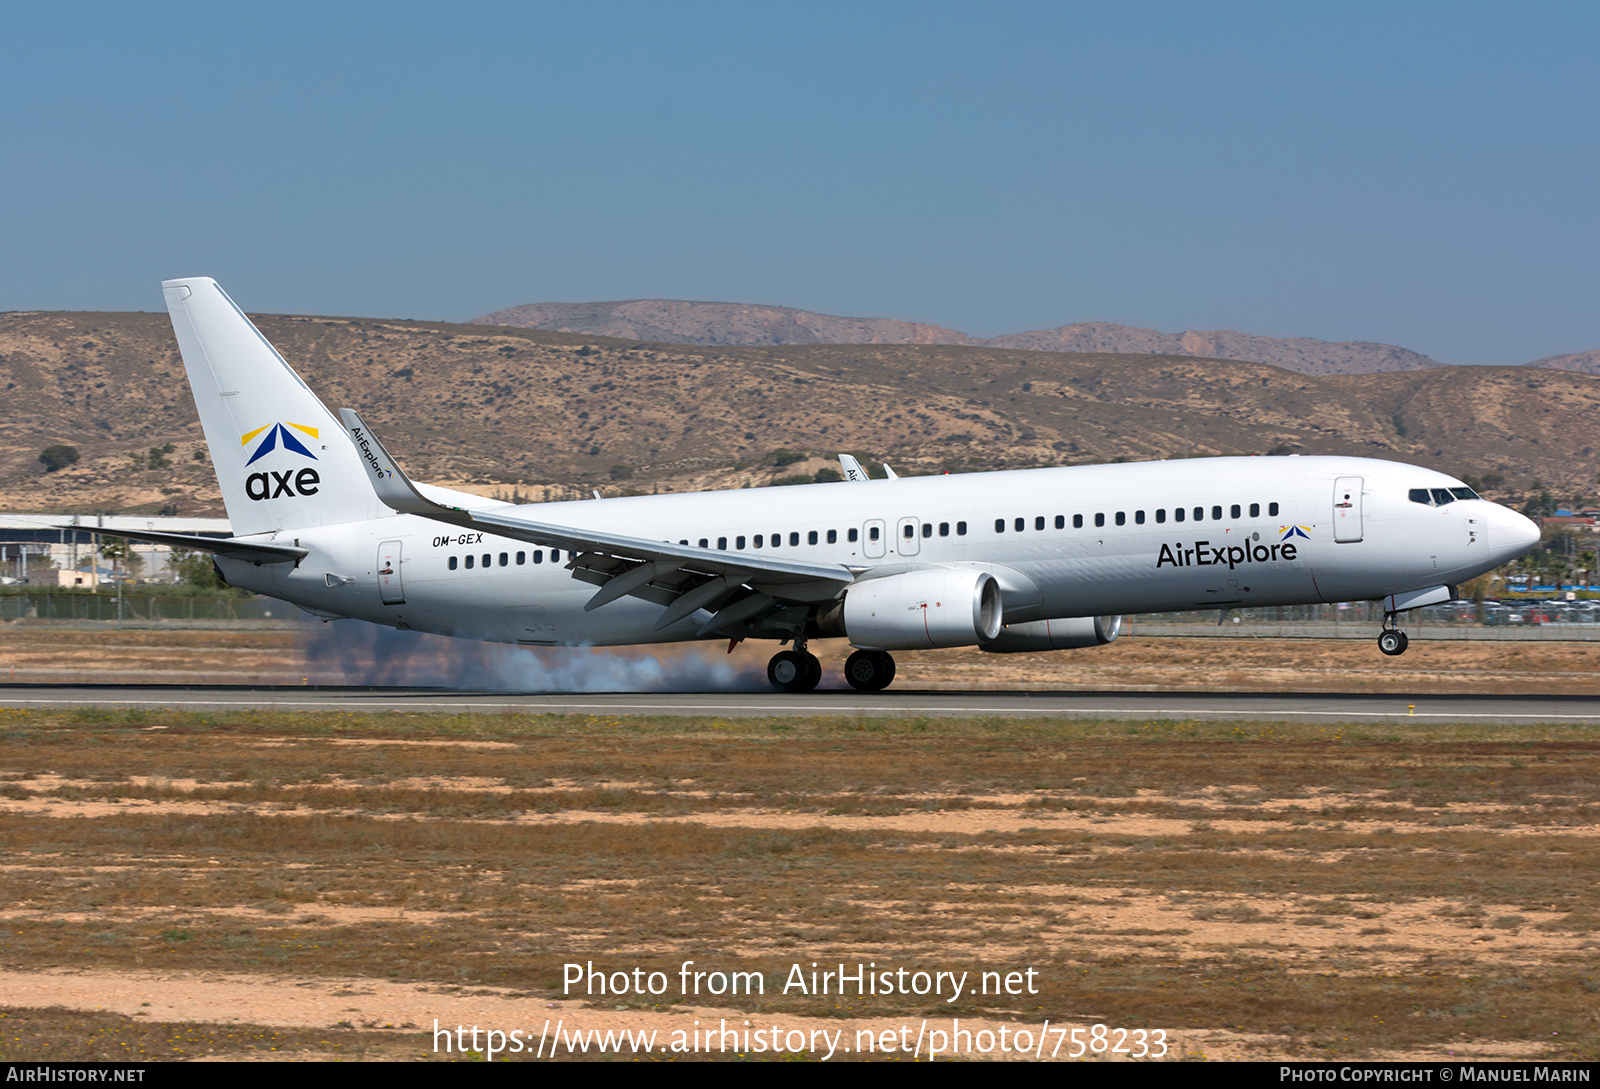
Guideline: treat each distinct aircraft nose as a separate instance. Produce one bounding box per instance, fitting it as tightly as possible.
[1486,502,1541,561]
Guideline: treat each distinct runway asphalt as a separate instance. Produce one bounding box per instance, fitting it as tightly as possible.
[3,684,1600,723]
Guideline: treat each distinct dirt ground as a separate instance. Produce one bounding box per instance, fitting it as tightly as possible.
[0,628,1596,1062]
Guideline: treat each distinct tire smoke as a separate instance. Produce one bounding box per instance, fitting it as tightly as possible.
[298,622,769,692]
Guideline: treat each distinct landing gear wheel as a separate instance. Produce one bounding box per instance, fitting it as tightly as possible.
[1377,629,1408,656]
[844,649,897,692]
[768,651,821,692]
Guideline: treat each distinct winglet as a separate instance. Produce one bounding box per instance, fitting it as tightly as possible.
[838,454,869,482]
[338,408,471,522]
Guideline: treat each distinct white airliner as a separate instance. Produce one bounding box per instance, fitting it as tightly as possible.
[102,278,1541,692]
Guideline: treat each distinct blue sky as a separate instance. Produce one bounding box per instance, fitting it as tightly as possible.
[3,1,1595,363]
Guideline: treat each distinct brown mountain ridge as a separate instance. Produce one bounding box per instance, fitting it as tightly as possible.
[0,309,1594,519]
[473,300,1449,375]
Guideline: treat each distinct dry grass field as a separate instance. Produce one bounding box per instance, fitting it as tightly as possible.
[0,627,1596,1062]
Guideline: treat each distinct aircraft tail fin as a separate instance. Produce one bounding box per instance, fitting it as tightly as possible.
[162,278,386,535]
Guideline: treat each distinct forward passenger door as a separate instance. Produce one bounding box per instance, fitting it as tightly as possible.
[1333,477,1364,543]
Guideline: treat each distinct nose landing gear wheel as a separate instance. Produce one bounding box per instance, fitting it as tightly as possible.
[843,649,896,692]
[768,650,822,692]
[1377,629,1409,656]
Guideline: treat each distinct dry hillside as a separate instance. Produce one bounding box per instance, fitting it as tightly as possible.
[473,299,975,347]
[475,300,1446,374]
[1526,348,1600,375]
[0,309,1595,518]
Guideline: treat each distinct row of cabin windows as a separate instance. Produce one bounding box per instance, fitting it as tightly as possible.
[444,501,1286,568]
[674,522,972,550]
[995,501,1281,533]
[448,549,562,571]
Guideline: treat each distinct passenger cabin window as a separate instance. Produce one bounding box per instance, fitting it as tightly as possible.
[698,538,708,548]
[1156,509,1166,524]
[465,555,474,569]
[1115,511,1126,526]
[1210,506,1222,521]
[736,536,746,549]
[516,551,526,565]
[1269,502,1280,516]
[1094,513,1105,528]
[995,519,1005,533]
[809,530,819,545]
[448,556,458,570]
[1073,514,1083,528]
[904,524,915,539]
[790,532,800,546]
[1014,517,1025,532]
[533,551,543,564]
[827,529,837,543]
[1175,508,1185,522]
[754,535,764,548]
[847,529,858,542]
[718,537,727,549]
[1249,503,1260,518]
[869,526,880,540]
[1035,516,1045,531]
[922,523,932,538]
[956,522,967,535]
[1054,515,1065,529]
[938,523,949,537]
[1135,510,1145,524]
[499,552,508,566]
[1230,505,1241,519]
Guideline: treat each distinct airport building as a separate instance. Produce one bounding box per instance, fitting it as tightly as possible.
[0,514,231,584]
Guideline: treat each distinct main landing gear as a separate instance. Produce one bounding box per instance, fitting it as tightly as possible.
[764,645,899,692]
[767,649,823,692]
[843,649,895,692]
[1377,614,1409,657]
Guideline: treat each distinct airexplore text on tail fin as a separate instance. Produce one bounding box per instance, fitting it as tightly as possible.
[162,277,387,535]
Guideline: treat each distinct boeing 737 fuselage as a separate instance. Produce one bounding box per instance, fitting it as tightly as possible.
[103,279,1541,692]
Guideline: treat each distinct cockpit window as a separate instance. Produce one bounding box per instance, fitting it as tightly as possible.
[1409,488,1432,505]
[1449,486,1479,501]
[1431,488,1456,506]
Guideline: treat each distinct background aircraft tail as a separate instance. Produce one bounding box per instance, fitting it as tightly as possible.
[162,277,386,536]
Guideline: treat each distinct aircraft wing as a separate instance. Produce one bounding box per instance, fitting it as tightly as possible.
[52,527,307,564]
[339,410,856,629]
[838,453,869,482]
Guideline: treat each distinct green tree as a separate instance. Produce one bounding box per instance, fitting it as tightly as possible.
[39,445,80,472]
[98,537,145,580]
[167,548,224,589]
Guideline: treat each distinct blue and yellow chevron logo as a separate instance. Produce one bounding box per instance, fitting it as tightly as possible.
[1279,524,1311,541]
[241,422,319,466]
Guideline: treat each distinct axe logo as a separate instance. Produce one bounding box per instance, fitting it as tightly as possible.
[240,422,322,501]
[245,467,321,501]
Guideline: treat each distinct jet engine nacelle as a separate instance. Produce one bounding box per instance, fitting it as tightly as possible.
[979,614,1122,653]
[831,568,1003,650]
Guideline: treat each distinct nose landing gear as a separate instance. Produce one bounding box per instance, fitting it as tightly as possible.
[1377,615,1409,656]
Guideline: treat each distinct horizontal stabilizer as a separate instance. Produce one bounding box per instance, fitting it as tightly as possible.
[56,527,307,564]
